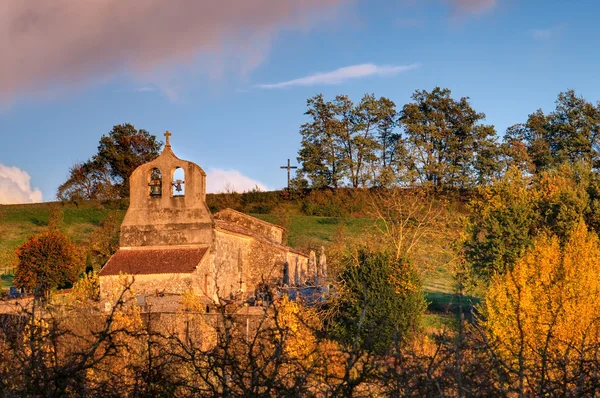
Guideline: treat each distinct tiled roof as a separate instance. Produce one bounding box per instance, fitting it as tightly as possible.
[99,246,208,276]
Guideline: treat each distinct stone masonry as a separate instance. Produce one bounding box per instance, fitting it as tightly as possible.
[99,132,309,302]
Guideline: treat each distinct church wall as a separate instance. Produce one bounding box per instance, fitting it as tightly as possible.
[120,147,213,247]
[99,273,206,302]
[212,230,309,298]
[246,239,290,292]
[213,231,251,298]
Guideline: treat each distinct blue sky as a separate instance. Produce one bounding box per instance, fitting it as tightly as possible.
[1,0,599,203]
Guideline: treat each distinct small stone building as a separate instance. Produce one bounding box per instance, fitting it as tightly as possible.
[99,133,309,302]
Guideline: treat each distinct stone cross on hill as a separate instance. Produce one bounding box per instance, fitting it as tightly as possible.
[164,131,172,147]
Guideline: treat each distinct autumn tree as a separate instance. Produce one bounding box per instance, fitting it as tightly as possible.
[57,124,162,200]
[56,161,116,201]
[399,87,500,189]
[480,221,600,395]
[14,230,83,296]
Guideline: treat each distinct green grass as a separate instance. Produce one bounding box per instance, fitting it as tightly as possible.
[0,202,126,276]
[252,214,378,248]
[421,313,457,332]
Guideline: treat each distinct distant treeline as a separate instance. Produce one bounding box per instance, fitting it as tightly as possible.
[294,87,600,189]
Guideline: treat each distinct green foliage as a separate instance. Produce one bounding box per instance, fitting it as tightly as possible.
[504,90,600,172]
[297,94,397,188]
[535,163,590,239]
[297,89,500,190]
[330,245,426,355]
[298,94,345,188]
[400,87,500,189]
[57,124,162,200]
[465,163,600,282]
[464,167,539,280]
[14,230,83,296]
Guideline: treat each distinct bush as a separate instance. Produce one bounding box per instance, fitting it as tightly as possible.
[14,230,83,297]
[329,245,426,355]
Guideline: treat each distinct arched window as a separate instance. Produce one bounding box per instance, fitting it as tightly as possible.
[172,167,185,196]
[149,168,162,197]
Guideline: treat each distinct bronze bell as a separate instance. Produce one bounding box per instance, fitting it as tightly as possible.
[172,179,185,193]
[149,179,162,196]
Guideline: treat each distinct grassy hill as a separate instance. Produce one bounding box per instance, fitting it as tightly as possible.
[0,190,466,312]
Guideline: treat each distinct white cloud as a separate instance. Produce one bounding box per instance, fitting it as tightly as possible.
[1,0,345,103]
[206,169,268,193]
[256,63,421,89]
[0,164,43,204]
[532,28,553,40]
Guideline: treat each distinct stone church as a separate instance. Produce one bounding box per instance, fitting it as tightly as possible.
[99,132,311,302]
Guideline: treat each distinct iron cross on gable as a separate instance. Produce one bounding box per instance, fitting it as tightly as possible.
[164,131,172,147]
[280,159,297,190]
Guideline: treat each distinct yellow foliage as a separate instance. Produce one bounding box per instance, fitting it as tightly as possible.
[180,289,205,313]
[22,316,55,358]
[277,295,320,364]
[71,271,100,302]
[482,221,600,381]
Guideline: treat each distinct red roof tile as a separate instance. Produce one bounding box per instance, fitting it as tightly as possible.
[99,247,208,276]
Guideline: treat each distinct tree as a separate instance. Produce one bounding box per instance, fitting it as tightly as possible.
[399,87,499,189]
[480,221,600,395]
[57,124,162,200]
[86,212,122,272]
[335,94,385,188]
[297,94,398,188]
[14,230,83,297]
[330,245,425,355]
[466,163,600,281]
[56,161,115,201]
[464,167,539,281]
[297,94,345,189]
[535,162,591,240]
[375,96,404,187]
[505,90,600,172]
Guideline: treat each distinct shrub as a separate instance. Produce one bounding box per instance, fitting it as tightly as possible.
[329,245,426,355]
[14,230,83,297]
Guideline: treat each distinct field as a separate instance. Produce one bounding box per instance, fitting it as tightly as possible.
[0,197,465,315]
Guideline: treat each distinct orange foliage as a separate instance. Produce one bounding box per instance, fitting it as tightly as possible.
[14,230,83,295]
[482,221,600,386]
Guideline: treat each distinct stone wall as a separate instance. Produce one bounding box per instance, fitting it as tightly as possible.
[120,146,213,247]
[212,230,309,298]
[100,273,205,302]
[214,209,284,243]
[213,230,250,298]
